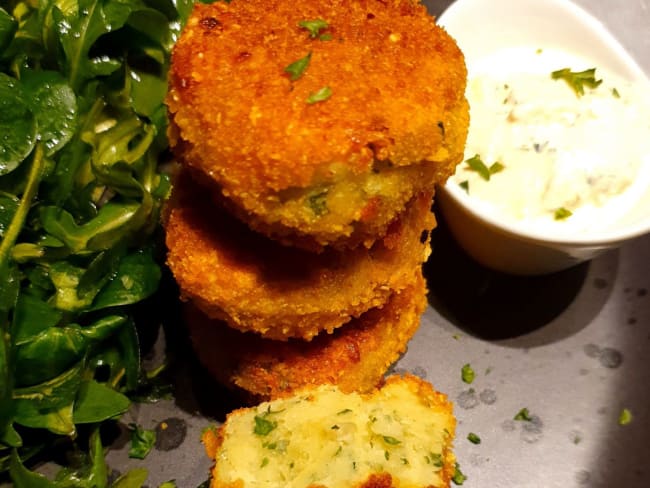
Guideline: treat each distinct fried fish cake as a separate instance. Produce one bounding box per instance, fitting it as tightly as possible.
[165,171,435,341]
[167,0,468,250]
[185,275,427,402]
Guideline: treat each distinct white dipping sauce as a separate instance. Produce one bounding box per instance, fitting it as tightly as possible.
[451,46,650,234]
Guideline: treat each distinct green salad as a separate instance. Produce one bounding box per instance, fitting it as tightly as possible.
[0,0,196,485]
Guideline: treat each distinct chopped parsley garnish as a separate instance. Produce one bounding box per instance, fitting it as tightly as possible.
[428,452,444,467]
[459,180,469,193]
[612,87,621,98]
[254,413,278,436]
[308,189,329,215]
[261,457,269,468]
[554,207,572,220]
[514,408,533,422]
[461,363,475,384]
[467,432,481,444]
[284,52,312,81]
[465,154,504,181]
[452,463,467,485]
[619,408,633,426]
[489,161,505,175]
[382,435,401,445]
[337,408,352,415]
[551,67,602,97]
[384,450,390,460]
[331,424,340,430]
[307,86,332,104]
[298,19,329,39]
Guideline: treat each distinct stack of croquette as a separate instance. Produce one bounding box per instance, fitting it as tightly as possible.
[163,0,469,402]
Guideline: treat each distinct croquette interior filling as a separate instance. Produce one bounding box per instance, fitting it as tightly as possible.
[273,161,437,223]
[215,382,453,488]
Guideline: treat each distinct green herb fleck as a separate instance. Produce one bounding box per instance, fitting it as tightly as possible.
[331,424,340,430]
[308,189,329,215]
[298,19,329,39]
[554,207,573,220]
[401,457,409,465]
[551,67,602,97]
[465,154,503,181]
[467,432,481,444]
[384,450,390,460]
[619,408,633,426]
[465,154,491,180]
[461,363,475,384]
[254,413,278,436]
[285,52,312,81]
[459,180,469,193]
[335,445,343,456]
[514,408,533,422]
[353,461,357,470]
[536,48,543,54]
[128,424,156,460]
[382,435,401,445]
[430,452,444,467]
[489,161,505,174]
[261,457,269,468]
[319,33,333,41]
[307,86,333,104]
[159,482,177,488]
[452,463,467,485]
[612,87,620,98]
[337,408,352,415]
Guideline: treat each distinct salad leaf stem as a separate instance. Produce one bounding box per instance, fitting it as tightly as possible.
[0,143,44,274]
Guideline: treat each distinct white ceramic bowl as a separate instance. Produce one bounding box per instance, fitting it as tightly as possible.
[436,0,650,275]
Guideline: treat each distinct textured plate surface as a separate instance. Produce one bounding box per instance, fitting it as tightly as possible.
[102,1,650,487]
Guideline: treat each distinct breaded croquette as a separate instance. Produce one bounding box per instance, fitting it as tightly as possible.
[202,373,457,488]
[167,0,468,250]
[184,275,427,401]
[165,171,435,341]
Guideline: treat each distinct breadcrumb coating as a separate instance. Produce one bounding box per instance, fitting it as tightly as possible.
[165,170,435,341]
[185,275,427,402]
[167,0,468,248]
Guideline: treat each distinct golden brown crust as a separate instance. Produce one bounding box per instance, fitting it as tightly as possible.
[165,170,435,340]
[186,275,427,401]
[167,0,468,248]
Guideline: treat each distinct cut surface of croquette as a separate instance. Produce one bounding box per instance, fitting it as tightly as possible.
[185,274,427,401]
[202,373,456,488]
[165,171,435,341]
[167,0,468,249]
